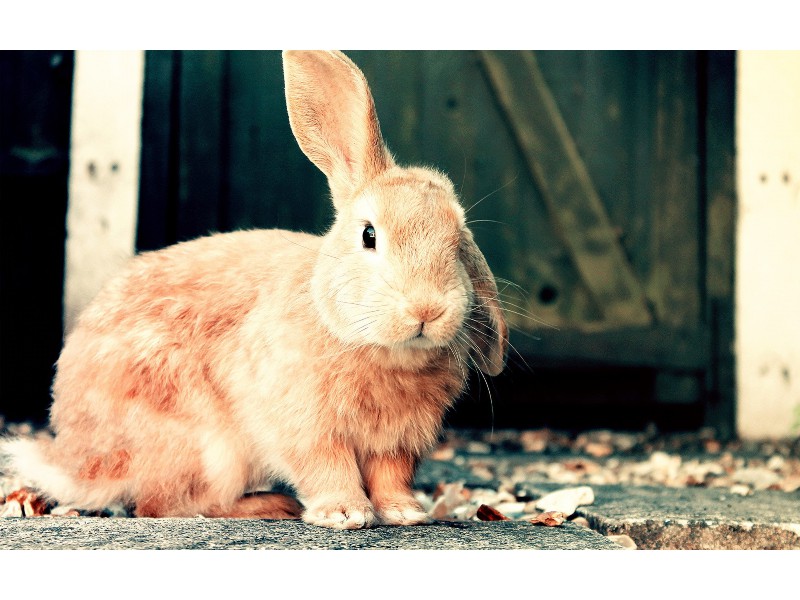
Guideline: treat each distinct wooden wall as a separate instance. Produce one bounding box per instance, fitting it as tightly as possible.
[136,50,736,433]
[0,50,735,433]
[0,51,74,423]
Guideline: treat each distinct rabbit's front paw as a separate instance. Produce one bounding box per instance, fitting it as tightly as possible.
[374,497,432,526]
[302,498,377,530]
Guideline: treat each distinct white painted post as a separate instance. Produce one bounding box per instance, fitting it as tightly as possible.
[63,51,145,333]
[736,51,800,439]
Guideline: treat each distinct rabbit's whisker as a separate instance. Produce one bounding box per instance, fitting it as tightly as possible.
[277,231,342,261]
[465,219,509,227]
[463,176,517,215]
[454,329,496,432]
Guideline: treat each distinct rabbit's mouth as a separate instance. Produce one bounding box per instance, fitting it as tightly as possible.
[402,322,456,350]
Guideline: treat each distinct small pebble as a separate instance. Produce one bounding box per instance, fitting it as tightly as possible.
[10,422,34,436]
[494,502,526,515]
[779,475,800,493]
[608,534,637,550]
[471,488,514,506]
[466,441,492,454]
[730,484,752,496]
[612,434,639,452]
[519,430,548,453]
[3,424,800,524]
[430,446,455,461]
[766,455,785,471]
[733,467,781,490]
[429,482,469,519]
[453,504,478,520]
[570,516,591,528]
[535,486,595,516]
[585,442,613,458]
[523,500,539,514]
[469,465,494,480]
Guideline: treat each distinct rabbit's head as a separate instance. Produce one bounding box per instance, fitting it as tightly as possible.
[283,50,507,375]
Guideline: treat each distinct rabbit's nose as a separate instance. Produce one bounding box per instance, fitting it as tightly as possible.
[409,303,447,325]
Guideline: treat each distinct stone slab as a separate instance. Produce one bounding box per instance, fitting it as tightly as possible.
[414,458,500,490]
[0,517,621,550]
[518,482,800,550]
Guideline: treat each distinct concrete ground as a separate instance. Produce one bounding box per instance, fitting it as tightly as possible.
[521,482,800,550]
[2,458,798,549]
[0,516,620,550]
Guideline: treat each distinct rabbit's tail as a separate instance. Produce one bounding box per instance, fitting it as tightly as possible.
[0,436,124,510]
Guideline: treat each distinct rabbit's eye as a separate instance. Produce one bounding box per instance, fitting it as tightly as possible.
[362,225,376,250]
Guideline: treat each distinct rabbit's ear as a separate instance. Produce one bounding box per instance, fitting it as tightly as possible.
[282,50,394,204]
[460,229,508,376]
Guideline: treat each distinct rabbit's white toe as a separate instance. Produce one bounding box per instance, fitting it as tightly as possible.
[376,499,433,526]
[303,500,378,530]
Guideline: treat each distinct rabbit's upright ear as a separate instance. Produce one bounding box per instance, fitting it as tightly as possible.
[282,50,394,204]
[460,228,508,376]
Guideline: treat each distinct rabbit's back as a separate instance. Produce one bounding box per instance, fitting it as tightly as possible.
[71,229,319,337]
[54,228,320,418]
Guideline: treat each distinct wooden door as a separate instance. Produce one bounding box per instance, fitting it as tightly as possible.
[137,50,735,434]
[0,51,74,424]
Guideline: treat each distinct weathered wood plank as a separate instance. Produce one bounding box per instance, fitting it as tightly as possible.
[348,50,424,166]
[537,51,649,280]
[644,51,701,329]
[0,51,73,423]
[227,51,330,235]
[227,50,280,230]
[478,50,653,328]
[511,325,708,371]
[137,50,176,251]
[176,50,225,240]
[702,50,736,437]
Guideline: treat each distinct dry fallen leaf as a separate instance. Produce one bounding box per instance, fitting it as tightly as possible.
[432,482,470,502]
[430,482,471,519]
[684,474,704,487]
[530,511,567,527]
[476,504,510,521]
[431,482,446,501]
[563,459,601,474]
[779,475,800,493]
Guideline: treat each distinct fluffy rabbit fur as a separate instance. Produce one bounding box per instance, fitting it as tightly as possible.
[1,51,508,528]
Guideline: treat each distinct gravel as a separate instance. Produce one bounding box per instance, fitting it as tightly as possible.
[2,419,799,549]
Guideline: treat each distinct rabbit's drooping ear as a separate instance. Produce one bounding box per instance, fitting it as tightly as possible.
[282,50,394,203]
[460,229,508,376]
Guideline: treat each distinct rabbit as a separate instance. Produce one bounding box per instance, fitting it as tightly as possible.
[0,50,508,529]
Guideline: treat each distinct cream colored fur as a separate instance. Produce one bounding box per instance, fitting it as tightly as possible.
[0,51,507,528]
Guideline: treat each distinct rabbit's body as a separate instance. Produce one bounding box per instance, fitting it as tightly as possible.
[1,51,507,528]
[14,228,462,521]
